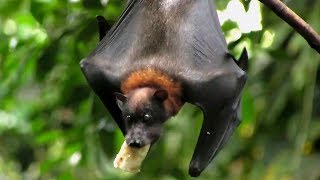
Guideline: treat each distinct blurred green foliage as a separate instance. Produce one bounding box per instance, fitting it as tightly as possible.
[0,0,320,179]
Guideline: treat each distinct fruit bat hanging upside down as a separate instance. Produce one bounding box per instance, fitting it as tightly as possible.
[80,0,248,177]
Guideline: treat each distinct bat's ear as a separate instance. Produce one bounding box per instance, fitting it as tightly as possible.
[114,92,127,111]
[153,89,168,102]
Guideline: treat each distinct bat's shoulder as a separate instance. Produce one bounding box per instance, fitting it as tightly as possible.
[179,62,247,103]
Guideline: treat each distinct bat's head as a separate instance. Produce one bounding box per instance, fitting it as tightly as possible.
[115,88,169,148]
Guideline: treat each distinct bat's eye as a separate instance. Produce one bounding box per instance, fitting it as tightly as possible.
[144,114,151,122]
[126,115,131,121]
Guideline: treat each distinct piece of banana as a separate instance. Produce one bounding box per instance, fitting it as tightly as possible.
[114,142,150,173]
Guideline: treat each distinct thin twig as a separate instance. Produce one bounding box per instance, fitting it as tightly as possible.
[259,0,320,54]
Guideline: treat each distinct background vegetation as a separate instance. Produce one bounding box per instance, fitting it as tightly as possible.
[0,0,319,179]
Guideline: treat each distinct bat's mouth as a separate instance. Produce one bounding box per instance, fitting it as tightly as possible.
[126,137,154,148]
[127,139,143,148]
[126,130,161,148]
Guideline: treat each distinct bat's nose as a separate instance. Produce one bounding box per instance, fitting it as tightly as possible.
[128,139,142,148]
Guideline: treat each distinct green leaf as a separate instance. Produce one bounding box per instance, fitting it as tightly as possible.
[215,0,231,10]
[36,130,62,145]
[240,0,251,12]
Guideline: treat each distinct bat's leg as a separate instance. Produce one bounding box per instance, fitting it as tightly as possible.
[96,15,110,41]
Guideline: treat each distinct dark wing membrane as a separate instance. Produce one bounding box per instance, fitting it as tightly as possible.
[174,0,247,177]
[80,0,144,135]
[185,0,227,66]
[186,70,246,177]
[80,59,126,133]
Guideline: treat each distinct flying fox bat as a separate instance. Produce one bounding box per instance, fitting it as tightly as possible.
[80,0,248,177]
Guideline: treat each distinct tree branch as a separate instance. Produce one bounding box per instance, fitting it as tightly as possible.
[259,0,320,54]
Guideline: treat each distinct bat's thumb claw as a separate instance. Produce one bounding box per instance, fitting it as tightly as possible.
[238,48,249,71]
[189,162,203,177]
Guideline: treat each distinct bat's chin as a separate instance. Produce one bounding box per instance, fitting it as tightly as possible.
[135,144,152,150]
